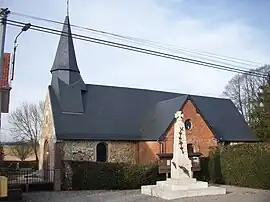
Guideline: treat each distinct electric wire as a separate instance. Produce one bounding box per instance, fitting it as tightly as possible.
[10,12,266,69]
[6,20,268,78]
[6,20,269,78]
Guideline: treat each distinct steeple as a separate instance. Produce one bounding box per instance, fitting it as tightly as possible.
[50,16,87,114]
[51,16,80,74]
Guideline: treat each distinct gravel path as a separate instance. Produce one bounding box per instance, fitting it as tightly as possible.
[23,185,270,202]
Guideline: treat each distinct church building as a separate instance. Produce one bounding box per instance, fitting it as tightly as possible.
[39,15,258,172]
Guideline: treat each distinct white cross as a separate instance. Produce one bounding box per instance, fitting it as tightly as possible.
[175,111,184,120]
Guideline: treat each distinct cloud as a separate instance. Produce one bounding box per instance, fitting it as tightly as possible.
[1,0,269,140]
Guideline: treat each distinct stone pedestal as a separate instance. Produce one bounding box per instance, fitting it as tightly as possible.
[141,177,226,200]
[141,111,226,200]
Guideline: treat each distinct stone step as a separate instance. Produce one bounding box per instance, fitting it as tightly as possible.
[151,186,227,200]
[157,178,197,186]
[141,185,156,196]
[157,181,209,191]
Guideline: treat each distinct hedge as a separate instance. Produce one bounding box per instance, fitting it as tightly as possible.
[193,157,210,182]
[68,143,270,190]
[209,143,270,189]
[69,161,166,190]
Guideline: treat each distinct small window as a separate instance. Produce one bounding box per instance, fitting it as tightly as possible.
[184,119,192,130]
[96,142,107,162]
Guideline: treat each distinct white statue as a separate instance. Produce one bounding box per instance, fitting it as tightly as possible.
[171,111,193,179]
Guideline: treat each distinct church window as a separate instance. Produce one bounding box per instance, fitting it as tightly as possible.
[96,142,107,162]
[185,119,192,130]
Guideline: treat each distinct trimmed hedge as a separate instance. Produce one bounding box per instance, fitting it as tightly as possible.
[209,143,270,189]
[69,143,270,190]
[193,157,210,182]
[70,161,166,190]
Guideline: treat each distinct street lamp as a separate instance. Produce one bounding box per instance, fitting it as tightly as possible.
[11,23,31,81]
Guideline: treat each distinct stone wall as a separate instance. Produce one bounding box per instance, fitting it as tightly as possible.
[62,140,137,164]
[39,92,56,170]
[62,140,137,190]
[108,141,137,164]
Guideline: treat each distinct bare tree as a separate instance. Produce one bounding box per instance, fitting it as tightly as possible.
[223,74,245,115]
[223,65,270,123]
[10,142,33,161]
[8,101,45,164]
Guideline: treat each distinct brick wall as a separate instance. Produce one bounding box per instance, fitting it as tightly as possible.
[162,100,217,157]
[137,141,160,164]
[132,99,219,164]
[1,53,10,89]
[183,100,218,156]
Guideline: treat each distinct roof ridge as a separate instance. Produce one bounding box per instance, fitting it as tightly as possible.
[86,83,230,100]
[157,95,188,104]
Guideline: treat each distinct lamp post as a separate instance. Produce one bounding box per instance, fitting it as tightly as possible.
[11,23,31,81]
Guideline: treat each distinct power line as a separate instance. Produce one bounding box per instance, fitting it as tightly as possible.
[10,11,265,69]
[6,19,268,78]
[10,11,266,69]
[6,19,269,78]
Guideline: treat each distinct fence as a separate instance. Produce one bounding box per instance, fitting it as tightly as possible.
[0,169,54,184]
[0,169,54,192]
[0,160,37,170]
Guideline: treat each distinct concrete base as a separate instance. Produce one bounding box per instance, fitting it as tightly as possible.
[141,178,226,200]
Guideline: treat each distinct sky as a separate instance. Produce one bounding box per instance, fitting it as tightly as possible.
[1,0,270,141]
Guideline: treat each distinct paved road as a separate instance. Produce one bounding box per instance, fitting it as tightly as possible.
[24,186,270,202]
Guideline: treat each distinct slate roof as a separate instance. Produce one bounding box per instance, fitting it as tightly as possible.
[141,95,188,140]
[48,16,258,142]
[189,95,256,141]
[142,95,258,142]
[49,84,181,140]
[49,83,258,142]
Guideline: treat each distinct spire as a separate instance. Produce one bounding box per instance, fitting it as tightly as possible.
[50,16,87,114]
[50,16,80,73]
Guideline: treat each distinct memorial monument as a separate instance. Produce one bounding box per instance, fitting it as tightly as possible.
[141,111,226,200]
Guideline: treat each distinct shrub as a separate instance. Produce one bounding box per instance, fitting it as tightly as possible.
[193,157,210,182]
[69,161,166,190]
[208,143,270,189]
[208,146,223,184]
[220,143,270,189]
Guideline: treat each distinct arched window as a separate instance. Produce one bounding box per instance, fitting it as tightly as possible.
[96,142,107,162]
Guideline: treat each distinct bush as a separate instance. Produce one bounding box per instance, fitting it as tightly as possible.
[193,157,210,182]
[70,161,166,190]
[209,143,270,189]
[208,147,224,184]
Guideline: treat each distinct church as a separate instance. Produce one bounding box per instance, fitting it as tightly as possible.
[38,15,258,172]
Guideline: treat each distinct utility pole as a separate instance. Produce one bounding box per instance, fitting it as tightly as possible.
[0,8,9,80]
[0,8,10,131]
